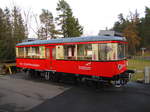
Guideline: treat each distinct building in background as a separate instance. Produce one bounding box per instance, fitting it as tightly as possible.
[22,38,38,42]
[98,30,122,37]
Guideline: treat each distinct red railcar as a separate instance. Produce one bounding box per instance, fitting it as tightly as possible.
[16,36,134,85]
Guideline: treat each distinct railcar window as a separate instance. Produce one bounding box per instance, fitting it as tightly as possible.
[28,47,33,58]
[77,44,92,60]
[99,44,107,60]
[32,47,40,58]
[56,45,64,59]
[107,43,118,60]
[92,44,99,60]
[17,46,46,59]
[52,48,56,59]
[25,47,29,58]
[64,45,76,60]
[46,48,50,59]
[55,43,126,61]
[99,43,118,60]
[56,44,93,60]
[18,47,24,58]
[118,44,126,59]
[16,48,19,57]
[39,46,45,58]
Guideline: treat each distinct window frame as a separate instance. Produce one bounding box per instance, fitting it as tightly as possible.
[16,46,46,59]
[55,43,127,61]
[16,42,127,61]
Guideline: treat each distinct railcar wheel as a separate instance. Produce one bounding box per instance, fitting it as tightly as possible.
[52,72,61,82]
[92,80,98,89]
[45,72,50,80]
[26,70,34,78]
[26,70,30,78]
[85,79,93,87]
[73,77,79,85]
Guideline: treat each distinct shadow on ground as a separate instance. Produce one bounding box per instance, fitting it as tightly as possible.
[29,82,150,112]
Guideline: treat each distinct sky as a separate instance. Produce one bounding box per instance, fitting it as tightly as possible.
[0,0,149,37]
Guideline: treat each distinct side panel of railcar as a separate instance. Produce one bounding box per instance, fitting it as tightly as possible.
[16,58,50,70]
[17,58,127,78]
[53,60,127,77]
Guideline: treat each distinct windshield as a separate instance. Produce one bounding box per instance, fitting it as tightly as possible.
[98,43,126,61]
[118,43,126,60]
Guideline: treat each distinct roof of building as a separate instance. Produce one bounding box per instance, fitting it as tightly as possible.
[16,36,126,46]
[22,38,38,42]
[98,30,122,37]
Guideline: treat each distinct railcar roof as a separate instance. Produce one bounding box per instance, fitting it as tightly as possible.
[16,36,126,46]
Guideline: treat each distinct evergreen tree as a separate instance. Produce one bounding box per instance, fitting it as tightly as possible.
[12,6,26,43]
[123,23,140,54]
[123,11,141,54]
[38,9,58,39]
[113,13,128,33]
[113,11,141,54]
[56,0,83,37]
[139,7,150,48]
[0,8,5,61]
[113,10,141,54]
[10,6,26,60]
[113,8,150,52]
[3,8,14,60]
[0,6,26,61]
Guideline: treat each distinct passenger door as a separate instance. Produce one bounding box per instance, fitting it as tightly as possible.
[45,46,56,71]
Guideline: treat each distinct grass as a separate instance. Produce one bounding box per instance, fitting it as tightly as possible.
[128,59,150,81]
[128,59,150,70]
[136,51,150,56]
[143,53,150,56]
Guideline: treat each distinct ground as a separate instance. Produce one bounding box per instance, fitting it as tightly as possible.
[0,73,69,112]
[0,73,150,112]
